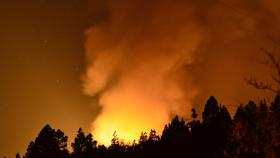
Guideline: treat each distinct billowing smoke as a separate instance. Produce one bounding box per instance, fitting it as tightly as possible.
[83,0,280,145]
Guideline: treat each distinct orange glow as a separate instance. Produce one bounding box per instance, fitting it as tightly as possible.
[83,0,200,144]
[83,0,279,144]
[92,82,171,145]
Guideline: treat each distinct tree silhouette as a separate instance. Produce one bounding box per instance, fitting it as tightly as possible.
[232,101,258,158]
[111,131,119,146]
[108,131,126,158]
[231,100,277,158]
[24,124,69,158]
[16,95,280,158]
[202,96,219,122]
[189,107,203,158]
[71,128,97,158]
[202,96,232,158]
[148,130,160,143]
[161,115,190,158]
[139,132,148,145]
[191,108,198,120]
[161,116,190,144]
[269,95,280,158]
[135,130,160,158]
[246,48,280,95]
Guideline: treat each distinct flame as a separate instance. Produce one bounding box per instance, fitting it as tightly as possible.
[92,78,173,145]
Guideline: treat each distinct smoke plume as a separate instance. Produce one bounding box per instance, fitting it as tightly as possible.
[83,0,280,145]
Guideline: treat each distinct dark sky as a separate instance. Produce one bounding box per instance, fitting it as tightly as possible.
[0,0,98,156]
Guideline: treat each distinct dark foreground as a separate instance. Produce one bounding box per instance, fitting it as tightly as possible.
[10,96,280,158]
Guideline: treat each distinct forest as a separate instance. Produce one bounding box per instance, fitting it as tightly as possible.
[9,95,280,158]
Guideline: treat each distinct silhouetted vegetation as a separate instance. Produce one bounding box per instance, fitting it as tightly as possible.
[12,95,280,158]
[24,125,68,158]
[246,49,280,95]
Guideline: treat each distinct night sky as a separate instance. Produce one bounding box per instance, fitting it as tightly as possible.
[0,0,97,156]
[1,0,280,157]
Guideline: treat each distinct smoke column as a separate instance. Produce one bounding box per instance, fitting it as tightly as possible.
[83,0,280,145]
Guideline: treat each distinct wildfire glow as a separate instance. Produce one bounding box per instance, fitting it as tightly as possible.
[92,81,173,145]
[82,0,280,144]
[83,0,202,145]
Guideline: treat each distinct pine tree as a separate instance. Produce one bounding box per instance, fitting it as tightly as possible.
[24,124,69,158]
[71,128,97,158]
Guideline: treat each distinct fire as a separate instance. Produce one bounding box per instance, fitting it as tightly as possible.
[83,0,200,145]
[92,83,171,145]
[82,0,280,145]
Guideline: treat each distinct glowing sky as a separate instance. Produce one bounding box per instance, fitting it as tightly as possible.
[83,0,279,145]
[1,0,280,156]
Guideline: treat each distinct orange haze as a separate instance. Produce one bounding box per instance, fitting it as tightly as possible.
[83,0,280,145]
